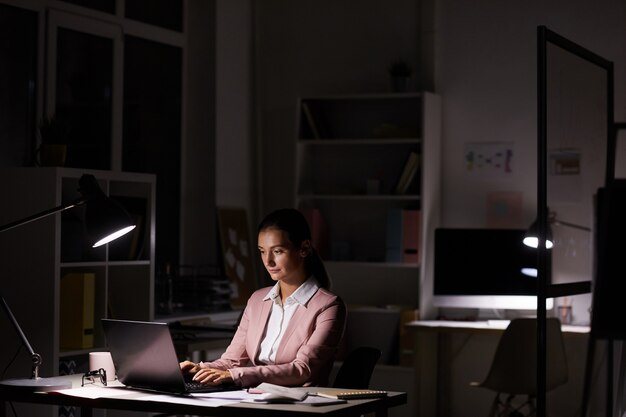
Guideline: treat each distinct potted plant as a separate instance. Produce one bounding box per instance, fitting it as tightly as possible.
[388,59,412,92]
[36,115,69,166]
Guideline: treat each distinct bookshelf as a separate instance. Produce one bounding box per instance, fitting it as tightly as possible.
[295,92,441,310]
[0,167,155,404]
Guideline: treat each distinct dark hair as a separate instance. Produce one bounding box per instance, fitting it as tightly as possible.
[257,208,331,289]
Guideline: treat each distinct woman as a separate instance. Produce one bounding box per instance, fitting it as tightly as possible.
[180,208,346,388]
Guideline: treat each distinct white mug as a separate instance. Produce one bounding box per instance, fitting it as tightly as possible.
[89,351,116,381]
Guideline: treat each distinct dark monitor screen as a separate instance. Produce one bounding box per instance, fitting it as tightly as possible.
[433,228,548,310]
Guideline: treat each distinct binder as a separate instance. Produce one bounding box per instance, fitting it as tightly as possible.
[386,208,421,264]
[302,102,321,139]
[402,209,421,263]
[301,207,330,259]
[385,209,403,262]
[60,272,95,349]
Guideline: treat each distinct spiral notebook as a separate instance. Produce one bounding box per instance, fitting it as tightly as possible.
[315,389,388,399]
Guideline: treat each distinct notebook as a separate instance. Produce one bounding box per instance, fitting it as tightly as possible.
[101,318,236,394]
[315,388,388,399]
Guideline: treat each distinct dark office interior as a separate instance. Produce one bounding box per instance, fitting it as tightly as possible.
[1,1,626,416]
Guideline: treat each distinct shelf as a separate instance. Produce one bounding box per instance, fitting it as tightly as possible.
[60,261,108,268]
[294,92,441,308]
[60,260,151,268]
[298,194,420,201]
[325,260,419,269]
[59,347,105,358]
[155,309,242,324]
[299,138,421,146]
[546,281,592,298]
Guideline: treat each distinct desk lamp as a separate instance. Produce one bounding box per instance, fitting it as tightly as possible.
[522,210,591,249]
[0,173,136,391]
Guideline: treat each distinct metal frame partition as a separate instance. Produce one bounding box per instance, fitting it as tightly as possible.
[536,25,614,417]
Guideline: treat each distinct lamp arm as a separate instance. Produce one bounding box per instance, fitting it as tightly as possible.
[0,174,123,384]
[0,296,42,379]
[0,196,89,379]
[0,196,87,234]
[553,219,592,232]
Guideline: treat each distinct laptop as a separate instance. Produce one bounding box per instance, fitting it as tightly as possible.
[101,318,236,394]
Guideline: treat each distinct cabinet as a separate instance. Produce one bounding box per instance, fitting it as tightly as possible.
[295,92,441,310]
[0,168,155,388]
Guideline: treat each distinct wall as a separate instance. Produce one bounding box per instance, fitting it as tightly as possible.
[181,0,218,265]
[215,0,256,211]
[252,0,425,218]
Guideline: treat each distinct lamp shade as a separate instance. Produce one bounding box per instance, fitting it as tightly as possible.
[523,210,591,249]
[78,174,136,247]
[522,218,554,249]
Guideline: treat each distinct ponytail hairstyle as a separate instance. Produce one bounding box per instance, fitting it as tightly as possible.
[257,208,331,290]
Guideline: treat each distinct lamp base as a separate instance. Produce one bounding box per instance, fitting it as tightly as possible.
[0,376,72,392]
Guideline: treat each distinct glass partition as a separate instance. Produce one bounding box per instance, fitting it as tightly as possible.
[537,25,614,417]
[544,32,611,315]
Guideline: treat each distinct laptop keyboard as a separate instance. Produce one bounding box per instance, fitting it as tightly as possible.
[184,380,238,393]
[185,380,210,392]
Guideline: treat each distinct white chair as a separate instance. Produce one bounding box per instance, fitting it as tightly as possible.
[470,318,568,417]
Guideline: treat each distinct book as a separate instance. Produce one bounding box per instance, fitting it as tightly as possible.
[108,196,147,261]
[302,102,321,139]
[394,151,420,194]
[385,208,403,262]
[316,389,388,399]
[402,209,421,263]
[255,382,308,401]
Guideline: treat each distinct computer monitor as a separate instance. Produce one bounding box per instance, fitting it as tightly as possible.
[433,228,553,311]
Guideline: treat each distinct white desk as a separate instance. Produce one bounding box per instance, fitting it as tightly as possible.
[406,320,590,417]
[0,374,406,417]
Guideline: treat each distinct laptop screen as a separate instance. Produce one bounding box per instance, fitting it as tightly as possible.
[101,318,191,393]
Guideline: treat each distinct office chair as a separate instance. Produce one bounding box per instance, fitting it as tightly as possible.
[470,318,568,417]
[333,346,381,389]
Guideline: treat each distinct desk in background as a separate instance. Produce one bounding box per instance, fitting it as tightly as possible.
[160,309,241,361]
[406,319,590,417]
[0,374,406,417]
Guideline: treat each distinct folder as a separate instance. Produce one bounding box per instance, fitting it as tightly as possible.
[386,208,421,264]
[60,272,95,349]
[402,209,421,263]
[385,209,403,262]
[301,207,330,259]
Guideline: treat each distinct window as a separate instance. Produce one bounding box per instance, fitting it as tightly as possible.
[7,0,188,269]
[0,4,38,166]
[60,0,115,14]
[123,35,182,266]
[125,0,183,31]
[55,27,113,169]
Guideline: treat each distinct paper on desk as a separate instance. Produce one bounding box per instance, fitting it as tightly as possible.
[54,386,240,407]
[55,386,141,399]
[241,394,346,406]
[143,394,239,407]
[191,390,258,400]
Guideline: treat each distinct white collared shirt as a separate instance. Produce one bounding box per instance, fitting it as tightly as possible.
[257,277,319,364]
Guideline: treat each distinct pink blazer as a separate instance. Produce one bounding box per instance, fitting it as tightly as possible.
[203,286,346,388]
